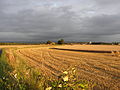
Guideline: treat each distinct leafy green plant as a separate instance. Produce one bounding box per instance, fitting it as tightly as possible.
[46,68,94,90]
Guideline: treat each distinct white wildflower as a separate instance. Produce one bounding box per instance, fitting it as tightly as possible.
[3,77,5,79]
[46,87,52,90]
[63,76,68,81]
[14,74,17,78]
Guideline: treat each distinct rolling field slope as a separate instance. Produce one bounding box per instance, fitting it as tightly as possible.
[1,45,120,89]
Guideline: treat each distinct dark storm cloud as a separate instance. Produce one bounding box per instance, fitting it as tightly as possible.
[0,4,78,34]
[82,14,120,36]
[29,32,73,40]
[0,0,120,42]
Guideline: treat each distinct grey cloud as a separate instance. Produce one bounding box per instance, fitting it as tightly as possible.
[0,0,119,42]
[94,0,120,14]
[29,32,73,41]
[95,0,120,6]
[1,5,77,33]
[82,14,120,36]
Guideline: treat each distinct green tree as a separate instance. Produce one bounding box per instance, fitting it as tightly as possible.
[46,40,52,44]
[58,39,64,45]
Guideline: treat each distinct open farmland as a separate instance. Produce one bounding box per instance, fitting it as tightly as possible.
[1,45,120,90]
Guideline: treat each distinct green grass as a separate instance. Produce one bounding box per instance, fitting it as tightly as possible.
[0,49,15,89]
[0,49,34,90]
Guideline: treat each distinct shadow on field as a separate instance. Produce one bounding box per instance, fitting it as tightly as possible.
[50,48,111,53]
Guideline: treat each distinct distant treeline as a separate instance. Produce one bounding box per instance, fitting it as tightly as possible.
[65,42,120,45]
[89,42,120,45]
[0,41,119,45]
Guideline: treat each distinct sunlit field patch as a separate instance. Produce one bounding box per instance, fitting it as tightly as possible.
[0,45,120,90]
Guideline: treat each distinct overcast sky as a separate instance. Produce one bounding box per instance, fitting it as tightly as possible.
[0,0,120,42]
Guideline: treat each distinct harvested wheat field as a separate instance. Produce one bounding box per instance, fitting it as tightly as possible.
[2,45,120,90]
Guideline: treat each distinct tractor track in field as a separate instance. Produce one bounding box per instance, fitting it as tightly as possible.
[18,49,61,77]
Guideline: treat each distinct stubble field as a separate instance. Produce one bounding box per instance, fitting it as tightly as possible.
[1,45,120,90]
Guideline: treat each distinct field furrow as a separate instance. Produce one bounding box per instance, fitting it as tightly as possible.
[4,45,120,89]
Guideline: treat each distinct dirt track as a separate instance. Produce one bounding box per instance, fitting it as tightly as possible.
[3,45,120,90]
